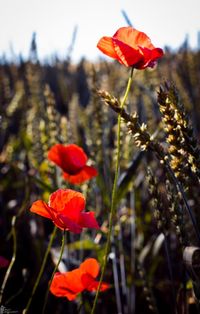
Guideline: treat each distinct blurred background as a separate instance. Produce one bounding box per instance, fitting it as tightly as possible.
[0,0,200,62]
[1,1,200,314]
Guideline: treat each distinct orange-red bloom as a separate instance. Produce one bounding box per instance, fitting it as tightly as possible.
[30,189,99,233]
[48,144,98,184]
[50,258,109,300]
[97,26,163,69]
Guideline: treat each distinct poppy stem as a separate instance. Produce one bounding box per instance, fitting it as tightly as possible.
[91,67,134,314]
[42,229,66,314]
[22,226,57,314]
[0,216,17,305]
[0,190,30,306]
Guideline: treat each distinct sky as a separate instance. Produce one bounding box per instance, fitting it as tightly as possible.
[0,0,200,63]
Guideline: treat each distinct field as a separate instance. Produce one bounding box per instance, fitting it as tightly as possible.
[1,36,200,314]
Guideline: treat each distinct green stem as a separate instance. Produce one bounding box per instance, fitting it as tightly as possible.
[23,226,57,314]
[91,67,134,314]
[0,216,17,305]
[0,189,30,306]
[42,229,66,314]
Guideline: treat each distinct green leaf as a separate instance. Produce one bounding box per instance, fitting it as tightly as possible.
[67,239,100,251]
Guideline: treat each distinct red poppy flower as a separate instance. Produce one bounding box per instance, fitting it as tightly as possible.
[30,189,99,233]
[97,26,163,69]
[48,144,98,184]
[50,258,109,300]
[0,256,9,268]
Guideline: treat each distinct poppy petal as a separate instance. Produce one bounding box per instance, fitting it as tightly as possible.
[65,292,79,301]
[79,258,100,278]
[62,290,78,301]
[49,189,85,212]
[149,47,163,62]
[48,211,66,230]
[50,270,83,300]
[79,212,99,230]
[61,195,85,221]
[63,165,98,184]
[63,144,88,171]
[64,269,85,292]
[97,26,163,68]
[87,280,110,292]
[50,273,71,297]
[81,274,110,292]
[138,47,164,69]
[30,200,52,219]
[58,214,82,233]
[131,30,154,49]
[113,27,154,50]
[47,144,65,169]
[48,144,87,174]
[50,259,109,301]
[113,27,139,48]
[97,36,118,59]
[112,38,143,67]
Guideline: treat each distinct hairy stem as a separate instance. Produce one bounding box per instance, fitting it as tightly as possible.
[23,226,57,314]
[91,67,134,314]
[0,216,17,305]
[42,229,66,314]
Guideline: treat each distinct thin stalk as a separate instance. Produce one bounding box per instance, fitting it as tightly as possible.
[91,67,134,314]
[0,216,17,305]
[129,192,136,313]
[23,226,57,314]
[111,241,123,314]
[1,189,30,306]
[118,221,128,314]
[42,229,66,314]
